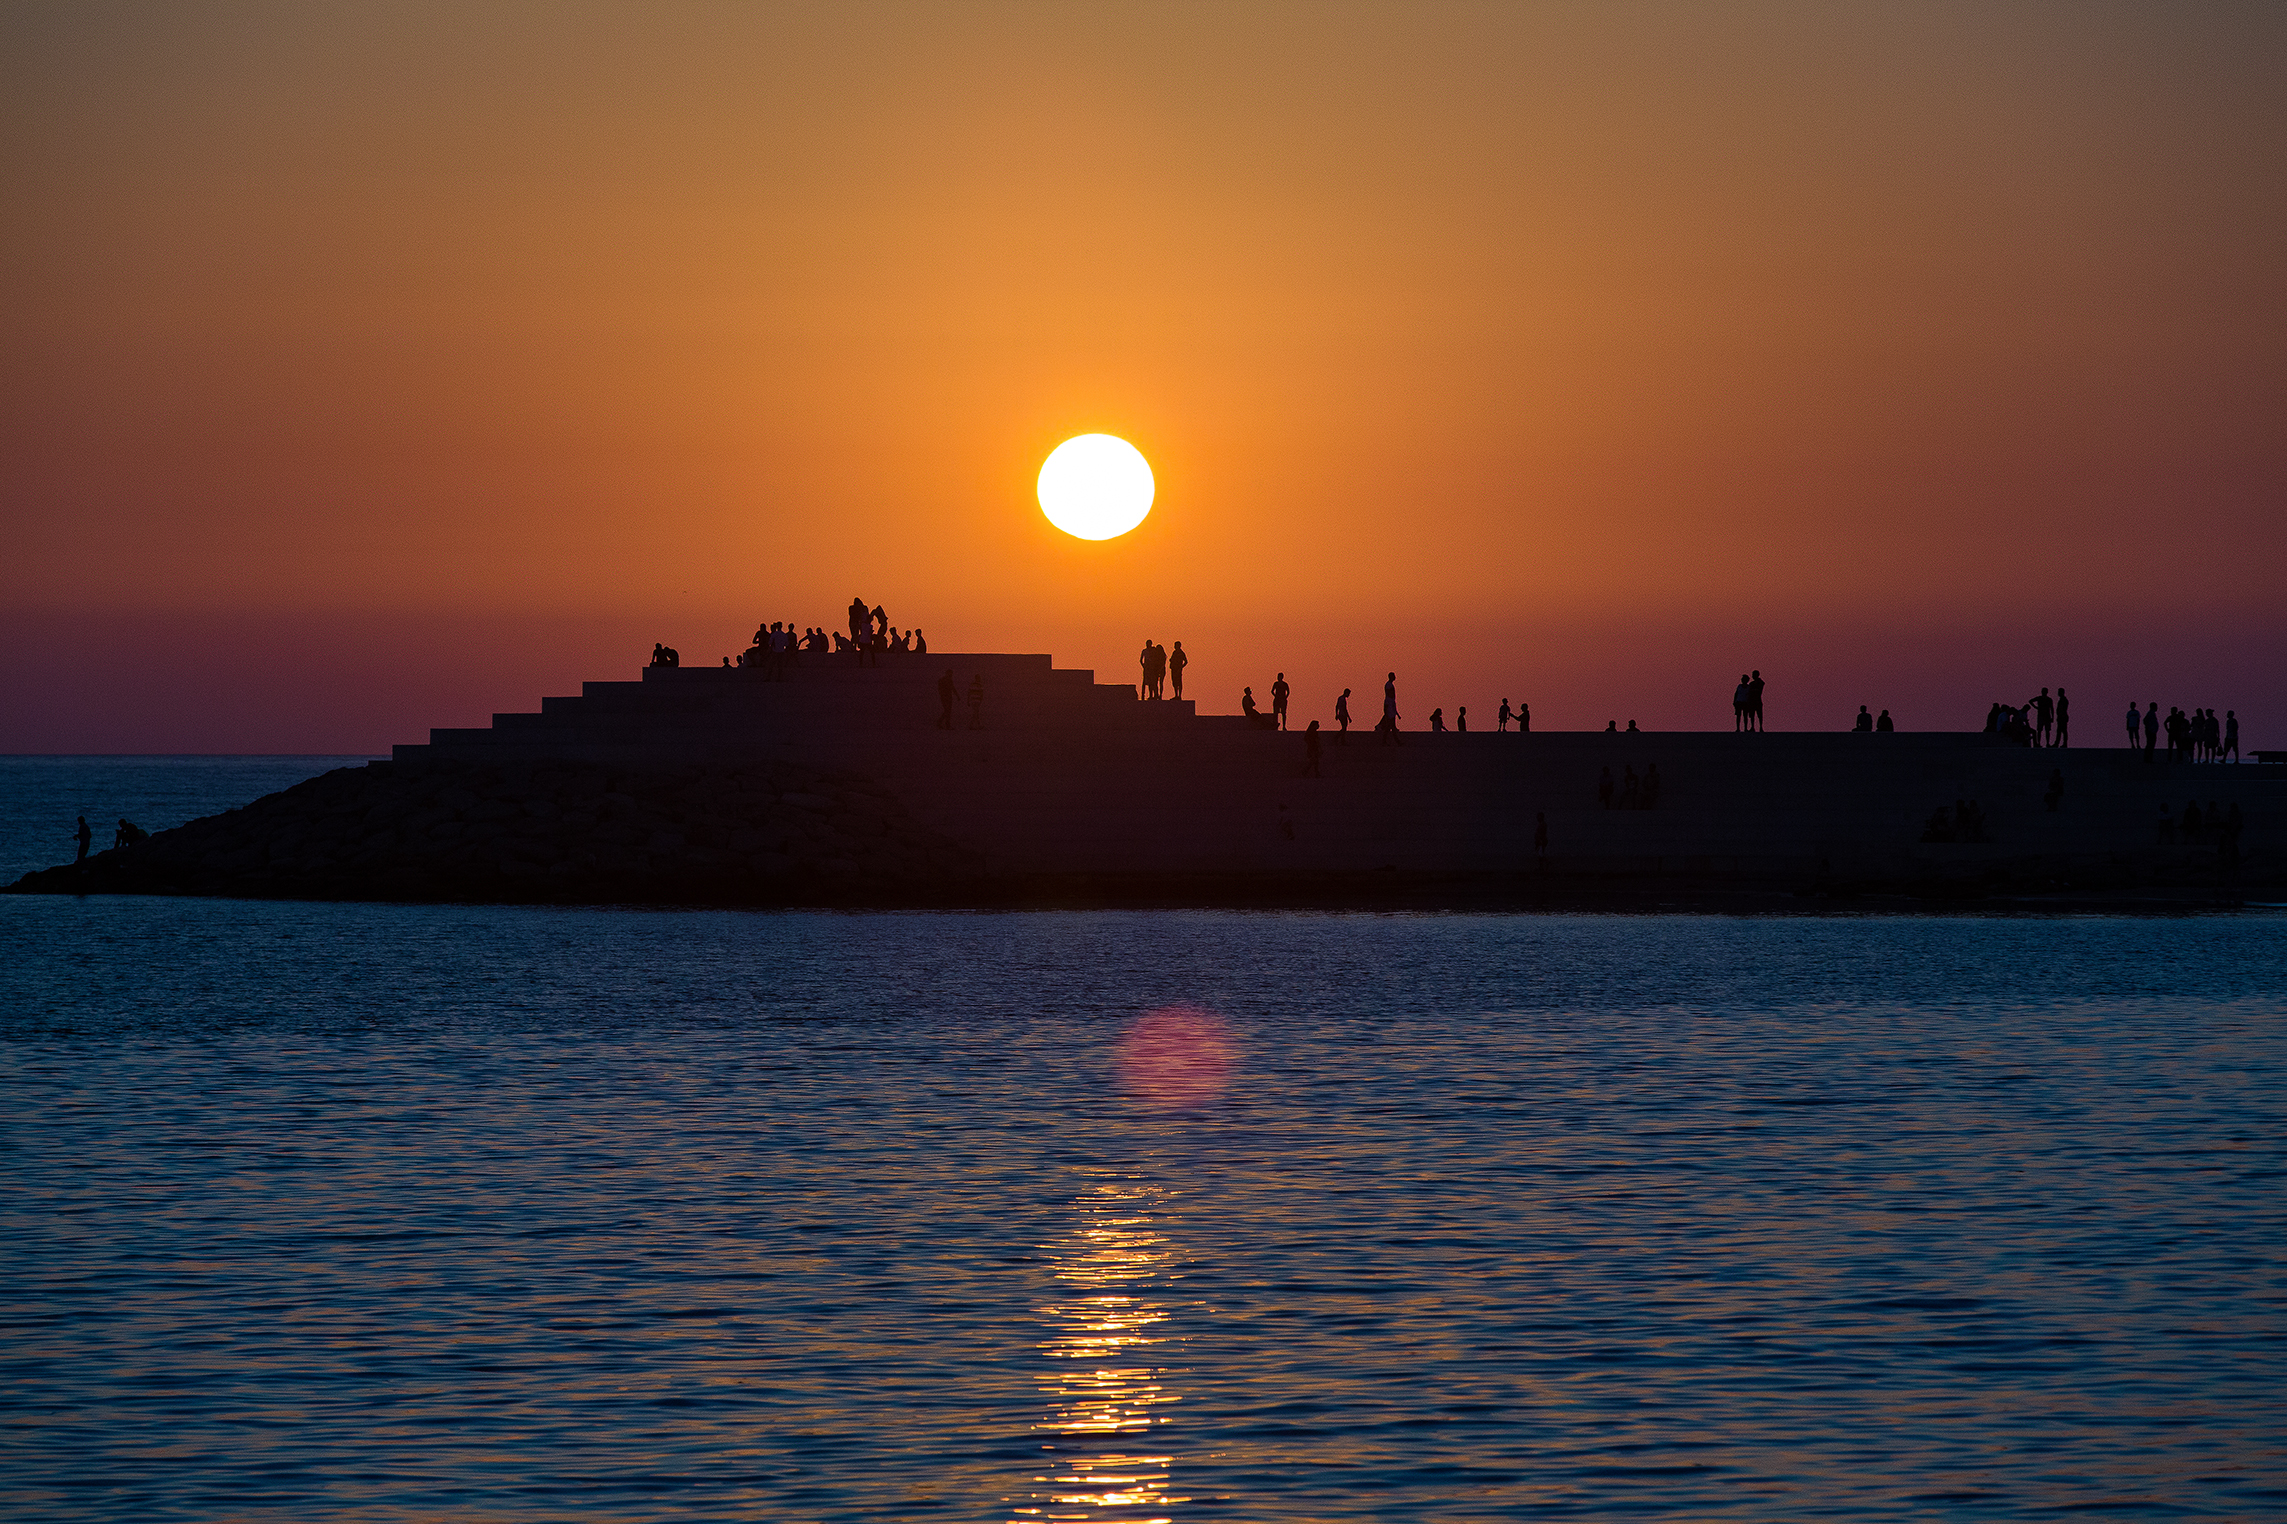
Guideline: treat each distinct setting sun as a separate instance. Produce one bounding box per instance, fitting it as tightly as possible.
[1037,434,1154,541]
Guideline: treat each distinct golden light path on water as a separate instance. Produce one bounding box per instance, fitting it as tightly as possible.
[1011,1179,1187,1522]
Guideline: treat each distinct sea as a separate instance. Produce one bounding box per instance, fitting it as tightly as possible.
[3,757,2284,1521]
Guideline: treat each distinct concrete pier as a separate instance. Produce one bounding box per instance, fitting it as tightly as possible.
[392,653,2281,892]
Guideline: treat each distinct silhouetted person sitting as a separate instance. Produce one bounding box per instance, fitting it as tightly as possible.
[1876,709,1893,732]
[1242,687,1278,730]
[1604,720,1618,732]
[913,628,928,654]
[967,673,985,729]
[1598,765,1614,810]
[1625,719,1639,732]
[113,818,148,849]
[1335,688,1352,741]
[1429,707,1447,732]
[1169,641,1188,700]
[1853,705,1873,732]
[1303,720,1323,776]
[1271,673,1290,730]
[649,642,670,667]
[937,668,957,730]
[74,815,91,864]
[2044,767,2065,812]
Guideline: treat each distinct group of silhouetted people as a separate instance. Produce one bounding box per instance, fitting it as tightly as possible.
[2128,702,2239,763]
[1137,639,1187,700]
[1983,687,2068,747]
[68,814,146,864]
[1851,706,1896,732]
[1731,671,1767,731]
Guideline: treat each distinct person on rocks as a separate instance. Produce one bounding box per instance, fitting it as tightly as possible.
[1605,720,1618,732]
[1876,708,1894,732]
[1303,720,1323,777]
[1271,673,1291,730]
[1169,641,1188,701]
[937,668,958,730]
[1335,687,1352,741]
[73,815,91,864]
[2123,699,2141,751]
[967,673,985,729]
[1626,719,1640,733]
[2033,688,2055,746]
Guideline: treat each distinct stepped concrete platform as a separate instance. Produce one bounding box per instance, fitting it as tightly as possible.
[389,652,2282,893]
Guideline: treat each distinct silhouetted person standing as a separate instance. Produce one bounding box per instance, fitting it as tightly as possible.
[1303,720,1322,776]
[1271,673,1290,731]
[2054,688,2069,747]
[2224,710,2240,762]
[1733,674,1750,732]
[1457,706,1468,732]
[1747,670,1766,732]
[1518,699,1529,733]
[73,815,91,864]
[2124,701,2140,751]
[2033,688,2054,746]
[1138,639,1156,699]
[1379,673,1401,745]
[1334,688,1351,741]
[2143,702,2159,758]
[937,668,957,729]
[1498,699,1512,732]
[967,674,985,729]
[1169,641,1188,700]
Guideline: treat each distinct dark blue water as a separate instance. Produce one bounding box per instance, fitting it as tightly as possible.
[0,756,373,883]
[3,762,2284,1520]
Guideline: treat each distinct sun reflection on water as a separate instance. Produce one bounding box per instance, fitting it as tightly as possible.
[1010,1180,1188,1523]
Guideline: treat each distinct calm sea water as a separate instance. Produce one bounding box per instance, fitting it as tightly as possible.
[3,762,2284,1521]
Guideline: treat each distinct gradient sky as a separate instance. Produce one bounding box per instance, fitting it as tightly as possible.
[5,1,2283,750]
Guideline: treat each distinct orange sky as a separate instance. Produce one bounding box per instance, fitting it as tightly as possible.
[4,2,2283,749]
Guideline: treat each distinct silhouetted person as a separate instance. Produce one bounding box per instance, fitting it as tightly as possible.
[1853,705,1873,733]
[1379,673,1401,745]
[967,673,985,729]
[1271,673,1290,730]
[1429,706,1446,732]
[1169,641,1188,700]
[1498,699,1512,732]
[937,668,957,730]
[1456,706,1468,733]
[1598,765,1614,810]
[1876,709,1894,732]
[1625,719,1639,733]
[2224,710,2239,762]
[1139,639,1157,698]
[2054,688,2069,747]
[1533,810,1548,861]
[914,628,927,655]
[1747,670,1766,731]
[2033,688,2054,746]
[2143,702,2159,758]
[113,818,147,849]
[1604,720,1617,732]
[74,815,91,864]
[1242,687,1277,729]
[1733,673,1750,731]
[1303,720,1322,777]
[1334,687,1352,741]
[1517,699,1529,733]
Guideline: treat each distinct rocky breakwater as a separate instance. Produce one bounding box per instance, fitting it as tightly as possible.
[7,758,983,905]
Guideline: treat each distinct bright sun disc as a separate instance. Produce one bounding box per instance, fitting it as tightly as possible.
[1037,434,1154,540]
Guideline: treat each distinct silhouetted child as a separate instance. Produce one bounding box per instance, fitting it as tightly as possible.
[1498,700,1512,732]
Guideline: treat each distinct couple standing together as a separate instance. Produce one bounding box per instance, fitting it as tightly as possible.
[1139,639,1187,700]
[1732,670,1767,732]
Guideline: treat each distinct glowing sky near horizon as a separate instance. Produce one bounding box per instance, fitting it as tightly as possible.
[2,1,2282,749]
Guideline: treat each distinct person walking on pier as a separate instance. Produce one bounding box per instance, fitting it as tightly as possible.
[1334,688,1352,741]
[1271,673,1291,731]
[937,668,957,730]
[1378,673,1402,745]
[1303,720,1323,777]
[1169,641,1188,701]
[2054,688,2070,747]
[73,815,91,864]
